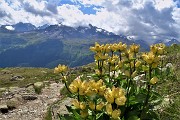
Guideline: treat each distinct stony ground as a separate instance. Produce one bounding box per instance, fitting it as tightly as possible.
[0,82,64,120]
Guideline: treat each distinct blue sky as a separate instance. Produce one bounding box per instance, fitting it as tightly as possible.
[59,0,101,14]
[0,0,180,42]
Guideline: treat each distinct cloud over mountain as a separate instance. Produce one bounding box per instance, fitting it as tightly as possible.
[0,0,180,42]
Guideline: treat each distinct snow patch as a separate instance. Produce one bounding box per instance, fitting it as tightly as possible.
[164,39,171,43]
[5,26,15,31]
[96,28,102,32]
[127,35,137,40]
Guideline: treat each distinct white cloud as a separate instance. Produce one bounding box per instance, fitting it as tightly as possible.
[154,0,175,10]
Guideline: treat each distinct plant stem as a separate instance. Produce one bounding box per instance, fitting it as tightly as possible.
[140,65,152,118]
[145,65,152,106]
[78,89,80,101]
[111,51,114,57]
[133,53,136,72]
[126,62,132,107]
[160,58,163,79]
[94,100,97,120]
[109,64,111,83]
[65,82,72,94]
[119,51,122,61]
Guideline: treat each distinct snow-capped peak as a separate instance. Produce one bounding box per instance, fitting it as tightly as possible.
[5,26,15,31]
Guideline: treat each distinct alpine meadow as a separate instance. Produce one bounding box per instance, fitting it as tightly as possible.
[0,0,180,120]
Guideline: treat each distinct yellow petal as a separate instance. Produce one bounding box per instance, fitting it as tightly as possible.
[69,84,78,93]
[96,102,104,111]
[89,101,95,110]
[72,99,80,109]
[80,102,86,110]
[112,109,121,119]
[115,96,127,106]
[106,103,113,115]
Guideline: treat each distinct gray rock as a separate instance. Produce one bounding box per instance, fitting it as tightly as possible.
[6,98,19,109]
[0,104,8,113]
[10,75,24,81]
[8,87,19,93]
[22,93,37,100]
[26,85,35,93]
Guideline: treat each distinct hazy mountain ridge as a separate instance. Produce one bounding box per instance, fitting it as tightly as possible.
[0,22,179,68]
[0,23,127,68]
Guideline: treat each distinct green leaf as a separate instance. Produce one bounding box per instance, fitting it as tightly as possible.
[154,68,160,76]
[96,113,103,120]
[128,115,140,120]
[141,110,160,120]
[149,91,163,106]
[66,105,73,113]
[58,114,75,120]
[135,92,147,104]
[129,96,138,105]
[166,67,171,76]
[65,105,81,120]
[149,111,160,120]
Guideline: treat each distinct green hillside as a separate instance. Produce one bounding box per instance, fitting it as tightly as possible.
[0,29,124,68]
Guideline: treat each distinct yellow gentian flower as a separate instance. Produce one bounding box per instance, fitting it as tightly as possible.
[115,96,127,106]
[104,88,114,103]
[89,101,95,110]
[106,103,113,115]
[112,109,121,119]
[80,102,86,110]
[96,102,104,111]
[135,60,141,67]
[72,99,80,109]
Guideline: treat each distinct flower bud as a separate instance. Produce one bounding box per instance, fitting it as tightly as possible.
[106,103,113,115]
[150,76,158,84]
[135,60,141,67]
[80,102,86,110]
[89,101,95,110]
[96,102,104,111]
[72,99,80,109]
[80,110,88,118]
[131,71,137,78]
[124,70,130,77]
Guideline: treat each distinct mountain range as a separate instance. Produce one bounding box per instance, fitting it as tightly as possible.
[0,22,179,68]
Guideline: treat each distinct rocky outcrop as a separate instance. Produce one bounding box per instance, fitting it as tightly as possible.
[10,75,24,81]
[0,82,64,120]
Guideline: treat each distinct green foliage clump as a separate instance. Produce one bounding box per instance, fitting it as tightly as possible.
[56,42,169,120]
